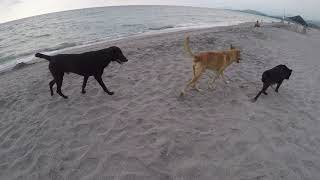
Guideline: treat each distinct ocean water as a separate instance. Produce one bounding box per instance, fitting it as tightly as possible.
[0,5,275,71]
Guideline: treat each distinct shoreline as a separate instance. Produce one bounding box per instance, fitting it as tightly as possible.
[0,21,258,74]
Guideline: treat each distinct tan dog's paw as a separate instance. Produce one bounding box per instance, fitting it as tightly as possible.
[195,87,202,92]
[208,83,216,89]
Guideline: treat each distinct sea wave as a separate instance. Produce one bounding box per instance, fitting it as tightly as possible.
[148,25,175,30]
[37,42,78,52]
[0,42,78,66]
[32,34,51,38]
[121,24,144,27]
[0,52,35,65]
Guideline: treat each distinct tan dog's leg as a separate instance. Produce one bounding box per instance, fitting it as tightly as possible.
[181,64,205,96]
[208,71,219,89]
[221,72,230,84]
[191,83,202,92]
[209,56,229,88]
[208,72,215,89]
[192,64,203,91]
[217,56,230,84]
[209,72,223,89]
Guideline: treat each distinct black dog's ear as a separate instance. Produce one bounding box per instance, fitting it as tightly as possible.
[110,46,119,55]
[230,44,235,49]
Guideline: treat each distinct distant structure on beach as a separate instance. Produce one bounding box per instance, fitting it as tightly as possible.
[286,15,308,27]
[285,15,308,34]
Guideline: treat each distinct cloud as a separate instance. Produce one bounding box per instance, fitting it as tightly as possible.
[0,0,319,23]
[0,0,22,23]
[0,0,21,6]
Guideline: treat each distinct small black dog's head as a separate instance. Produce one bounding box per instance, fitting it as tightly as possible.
[110,46,128,64]
[280,64,292,80]
[286,68,292,79]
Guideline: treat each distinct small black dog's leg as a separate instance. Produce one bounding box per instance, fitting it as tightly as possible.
[94,75,114,95]
[49,80,55,96]
[82,76,89,94]
[275,81,283,93]
[254,90,263,101]
[253,83,270,101]
[56,77,68,99]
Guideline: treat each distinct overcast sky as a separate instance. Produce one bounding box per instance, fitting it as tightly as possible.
[0,0,319,23]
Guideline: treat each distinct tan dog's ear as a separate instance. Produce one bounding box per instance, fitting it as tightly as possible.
[230,44,235,49]
[193,55,201,62]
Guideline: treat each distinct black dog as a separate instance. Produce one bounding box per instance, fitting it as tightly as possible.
[253,65,292,101]
[35,46,128,99]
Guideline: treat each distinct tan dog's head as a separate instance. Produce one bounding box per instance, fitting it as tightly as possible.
[230,44,241,63]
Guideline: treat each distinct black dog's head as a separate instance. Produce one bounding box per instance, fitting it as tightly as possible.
[110,46,128,64]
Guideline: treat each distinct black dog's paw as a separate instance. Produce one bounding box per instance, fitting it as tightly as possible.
[275,90,279,93]
[250,98,257,103]
[63,96,68,99]
[81,90,86,94]
[107,91,114,95]
[263,92,268,95]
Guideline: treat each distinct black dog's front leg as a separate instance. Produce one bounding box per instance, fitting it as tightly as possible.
[82,76,89,94]
[94,75,114,95]
[56,77,68,99]
[275,80,283,93]
[49,80,55,96]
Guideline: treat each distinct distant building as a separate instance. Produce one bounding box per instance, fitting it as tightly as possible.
[286,16,308,27]
[285,15,308,34]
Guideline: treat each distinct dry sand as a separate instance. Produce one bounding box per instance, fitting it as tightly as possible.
[1,23,320,180]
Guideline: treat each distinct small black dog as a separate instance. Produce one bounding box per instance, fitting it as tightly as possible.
[253,64,292,101]
[35,46,128,99]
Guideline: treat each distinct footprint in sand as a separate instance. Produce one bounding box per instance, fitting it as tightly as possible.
[72,123,91,137]
[10,131,21,140]
[67,157,99,180]
[0,100,6,108]
[69,140,88,150]
[0,139,14,150]
[10,152,35,172]
[29,154,50,173]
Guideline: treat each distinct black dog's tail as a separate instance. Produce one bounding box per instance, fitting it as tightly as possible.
[35,53,51,61]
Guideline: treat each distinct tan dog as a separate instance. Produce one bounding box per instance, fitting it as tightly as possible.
[180,35,241,96]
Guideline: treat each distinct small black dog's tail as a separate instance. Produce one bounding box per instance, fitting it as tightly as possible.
[35,53,51,61]
[262,71,271,84]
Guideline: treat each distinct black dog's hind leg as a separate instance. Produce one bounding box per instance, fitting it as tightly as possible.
[275,80,283,93]
[254,83,270,101]
[94,75,114,95]
[49,80,55,96]
[55,75,68,99]
[82,76,89,94]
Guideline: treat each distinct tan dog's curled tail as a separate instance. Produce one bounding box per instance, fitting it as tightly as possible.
[184,35,196,58]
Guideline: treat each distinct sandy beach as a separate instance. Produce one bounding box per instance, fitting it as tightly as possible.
[1,23,320,180]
